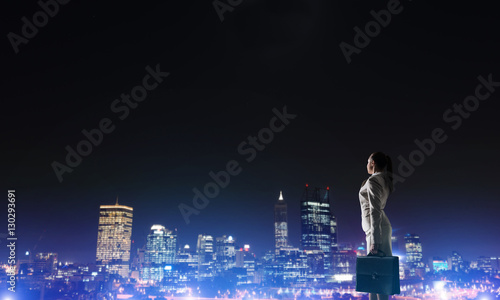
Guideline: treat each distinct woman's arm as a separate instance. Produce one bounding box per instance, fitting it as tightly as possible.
[366,177,384,250]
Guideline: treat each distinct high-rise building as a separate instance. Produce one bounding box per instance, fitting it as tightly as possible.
[96,199,133,277]
[142,225,177,282]
[300,185,337,271]
[197,234,215,280]
[404,233,424,277]
[274,191,288,254]
[176,244,198,283]
[235,245,256,284]
[447,251,464,272]
[215,235,236,274]
[477,256,493,274]
[274,247,309,285]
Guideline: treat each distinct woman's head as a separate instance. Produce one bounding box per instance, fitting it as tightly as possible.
[366,151,395,192]
[367,152,389,174]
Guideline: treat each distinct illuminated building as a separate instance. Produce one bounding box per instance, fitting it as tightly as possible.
[432,257,448,272]
[197,234,215,280]
[176,244,198,283]
[34,252,58,278]
[477,256,492,274]
[274,191,288,254]
[235,245,256,284]
[300,185,337,271]
[447,251,464,272]
[404,233,424,277]
[331,250,356,280]
[142,225,177,282]
[96,199,133,277]
[274,247,309,284]
[215,235,236,274]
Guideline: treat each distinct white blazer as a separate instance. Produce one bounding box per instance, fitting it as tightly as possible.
[359,171,393,253]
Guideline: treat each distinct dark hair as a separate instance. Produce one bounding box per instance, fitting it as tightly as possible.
[369,152,394,192]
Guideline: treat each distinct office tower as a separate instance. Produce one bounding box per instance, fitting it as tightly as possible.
[300,185,337,271]
[447,251,464,272]
[274,247,309,285]
[165,228,177,264]
[274,191,288,254]
[404,233,424,277]
[96,199,133,277]
[215,235,236,274]
[197,234,215,280]
[477,256,493,274]
[142,225,177,282]
[176,244,198,283]
[235,245,256,284]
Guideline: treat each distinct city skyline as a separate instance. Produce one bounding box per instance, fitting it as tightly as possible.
[6,188,493,267]
[2,0,500,290]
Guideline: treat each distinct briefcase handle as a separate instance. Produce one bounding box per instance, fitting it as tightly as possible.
[367,249,387,257]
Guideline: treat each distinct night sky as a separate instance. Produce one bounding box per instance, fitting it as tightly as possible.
[1,0,499,265]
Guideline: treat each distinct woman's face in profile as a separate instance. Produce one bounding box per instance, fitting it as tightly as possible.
[366,155,375,174]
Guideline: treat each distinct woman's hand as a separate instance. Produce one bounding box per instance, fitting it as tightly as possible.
[369,243,379,255]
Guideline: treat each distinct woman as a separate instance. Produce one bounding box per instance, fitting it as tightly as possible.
[359,152,395,300]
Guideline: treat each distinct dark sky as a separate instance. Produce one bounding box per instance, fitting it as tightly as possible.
[1,0,499,265]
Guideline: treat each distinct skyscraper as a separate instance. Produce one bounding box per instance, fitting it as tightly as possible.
[96,199,133,277]
[215,235,236,274]
[404,233,424,277]
[142,225,177,282]
[300,185,337,271]
[274,190,288,254]
[447,251,464,272]
[197,234,215,280]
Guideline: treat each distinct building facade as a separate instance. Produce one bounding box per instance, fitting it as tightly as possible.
[96,200,133,277]
[274,191,288,254]
[300,185,337,271]
[215,235,236,274]
[142,225,177,282]
[197,234,215,280]
[404,233,424,277]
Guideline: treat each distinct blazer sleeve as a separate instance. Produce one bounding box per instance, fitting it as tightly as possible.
[366,177,384,246]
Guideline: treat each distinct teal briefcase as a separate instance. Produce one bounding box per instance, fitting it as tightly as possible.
[355,252,401,295]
